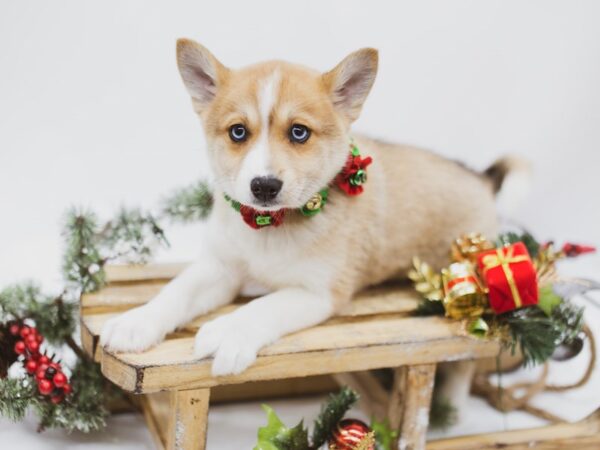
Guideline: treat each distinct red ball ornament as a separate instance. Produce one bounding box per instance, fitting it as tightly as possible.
[25,360,38,374]
[328,419,375,450]
[38,355,49,364]
[9,324,21,336]
[62,383,72,395]
[38,379,53,396]
[14,341,26,355]
[53,372,68,388]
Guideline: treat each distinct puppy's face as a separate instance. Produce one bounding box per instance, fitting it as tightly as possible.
[176,40,378,209]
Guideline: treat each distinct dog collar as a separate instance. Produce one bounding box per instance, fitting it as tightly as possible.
[224,141,372,229]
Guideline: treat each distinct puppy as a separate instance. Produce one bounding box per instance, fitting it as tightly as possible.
[100,40,520,388]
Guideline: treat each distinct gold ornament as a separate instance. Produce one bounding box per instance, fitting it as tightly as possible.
[304,192,323,211]
[451,233,494,262]
[408,257,443,301]
[441,262,487,319]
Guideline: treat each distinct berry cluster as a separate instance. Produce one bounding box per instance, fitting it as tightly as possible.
[9,322,71,404]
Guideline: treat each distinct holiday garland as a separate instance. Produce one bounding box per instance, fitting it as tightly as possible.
[0,181,212,432]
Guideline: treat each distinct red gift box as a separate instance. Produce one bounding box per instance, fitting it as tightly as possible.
[476,242,538,314]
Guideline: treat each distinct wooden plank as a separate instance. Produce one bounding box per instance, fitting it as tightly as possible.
[82,282,418,315]
[102,316,470,366]
[140,393,170,449]
[427,409,600,450]
[398,364,436,450]
[105,263,188,283]
[100,335,498,393]
[166,388,210,450]
[210,375,337,403]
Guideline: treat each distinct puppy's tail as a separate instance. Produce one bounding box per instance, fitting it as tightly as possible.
[483,156,532,217]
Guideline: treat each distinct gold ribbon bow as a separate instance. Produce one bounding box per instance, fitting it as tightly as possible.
[481,247,529,308]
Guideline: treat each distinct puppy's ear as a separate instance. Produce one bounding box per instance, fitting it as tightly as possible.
[176,39,228,110]
[323,48,378,122]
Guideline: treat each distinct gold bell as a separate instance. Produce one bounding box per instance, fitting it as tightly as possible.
[304,192,323,211]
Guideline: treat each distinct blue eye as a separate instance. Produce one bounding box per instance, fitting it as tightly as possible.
[289,124,310,143]
[229,124,248,142]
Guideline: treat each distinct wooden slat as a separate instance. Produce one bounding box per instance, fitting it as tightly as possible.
[99,333,498,393]
[166,388,210,450]
[104,263,188,283]
[427,409,600,450]
[398,364,436,450]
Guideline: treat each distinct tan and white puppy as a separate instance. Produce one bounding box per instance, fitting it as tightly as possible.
[100,40,521,382]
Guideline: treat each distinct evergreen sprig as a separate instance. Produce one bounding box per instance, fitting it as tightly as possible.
[0,284,77,344]
[162,181,213,223]
[311,387,359,448]
[502,301,584,367]
[62,209,106,293]
[100,208,168,264]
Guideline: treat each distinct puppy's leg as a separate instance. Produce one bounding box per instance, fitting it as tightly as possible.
[435,360,476,420]
[195,287,333,376]
[100,255,241,353]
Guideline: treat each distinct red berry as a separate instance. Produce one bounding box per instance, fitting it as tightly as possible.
[62,383,72,395]
[9,324,20,336]
[38,379,53,395]
[25,360,38,374]
[19,327,31,338]
[38,355,49,364]
[26,333,37,343]
[26,340,40,353]
[35,364,49,381]
[14,341,26,355]
[50,394,64,404]
[49,362,61,371]
[36,334,43,343]
[53,372,68,388]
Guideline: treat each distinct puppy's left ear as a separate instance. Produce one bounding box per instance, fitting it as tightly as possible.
[323,48,378,122]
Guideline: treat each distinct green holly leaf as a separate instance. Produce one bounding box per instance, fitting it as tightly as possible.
[371,418,398,450]
[538,285,563,316]
[254,405,309,450]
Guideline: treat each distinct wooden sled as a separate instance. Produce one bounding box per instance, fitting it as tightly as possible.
[80,264,599,450]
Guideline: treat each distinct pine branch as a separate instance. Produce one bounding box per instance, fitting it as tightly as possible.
[310,387,358,449]
[414,299,445,316]
[62,208,106,293]
[0,378,37,421]
[162,181,213,223]
[100,207,168,264]
[497,231,540,257]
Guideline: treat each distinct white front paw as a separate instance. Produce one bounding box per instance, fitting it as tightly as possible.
[194,314,269,377]
[100,307,166,353]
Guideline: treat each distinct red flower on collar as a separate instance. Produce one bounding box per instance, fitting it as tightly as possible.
[239,205,286,229]
[335,153,373,196]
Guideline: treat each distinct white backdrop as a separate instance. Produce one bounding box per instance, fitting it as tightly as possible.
[1,1,599,449]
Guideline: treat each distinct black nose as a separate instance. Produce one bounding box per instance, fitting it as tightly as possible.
[250,177,283,202]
